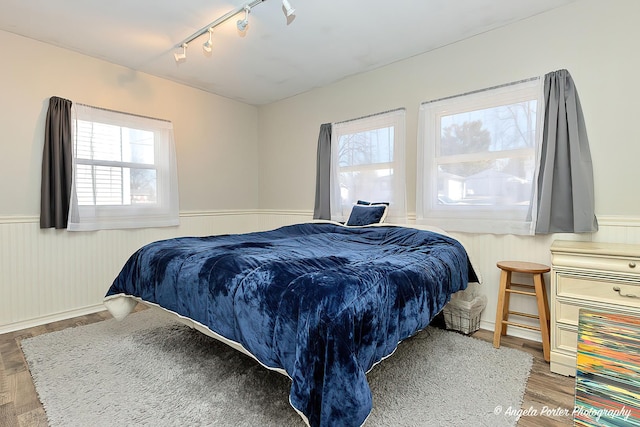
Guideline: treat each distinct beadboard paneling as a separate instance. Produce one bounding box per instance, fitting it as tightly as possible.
[1,212,637,338]
[452,216,640,341]
[0,210,315,333]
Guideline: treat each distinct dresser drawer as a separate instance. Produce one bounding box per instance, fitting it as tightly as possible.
[552,250,640,276]
[556,273,640,310]
[555,324,578,353]
[550,240,640,376]
[555,300,580,326]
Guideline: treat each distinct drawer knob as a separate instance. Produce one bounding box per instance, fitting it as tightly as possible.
[613,286,639,299]
[630,262,637,268]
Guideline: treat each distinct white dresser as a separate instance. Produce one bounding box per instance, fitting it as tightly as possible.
[550,240,640,376]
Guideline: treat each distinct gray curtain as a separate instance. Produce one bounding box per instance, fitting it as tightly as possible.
[313,123,332,220]
[535,70,598,234]
[40,96,73,229]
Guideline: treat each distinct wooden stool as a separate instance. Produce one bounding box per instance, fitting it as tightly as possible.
[493,261,551,362]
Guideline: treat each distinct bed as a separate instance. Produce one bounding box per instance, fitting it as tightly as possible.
[104,221,479,427]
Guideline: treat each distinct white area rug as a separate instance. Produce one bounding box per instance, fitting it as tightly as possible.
[21,309,532,426]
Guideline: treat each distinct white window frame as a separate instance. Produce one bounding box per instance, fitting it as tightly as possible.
[68,104,179,231]
[417,78,544,235]
[330,109,406,223]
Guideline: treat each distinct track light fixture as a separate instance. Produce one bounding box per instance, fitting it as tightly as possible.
[173,0,296,62]
[237,6,251,32]
[174,43,187,62]
[202,29,213,53]
[282,0,295,17]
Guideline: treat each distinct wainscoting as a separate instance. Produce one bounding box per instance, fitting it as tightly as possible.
[0,210,310,333]
[450,216,640,340]
[1,212,638,338]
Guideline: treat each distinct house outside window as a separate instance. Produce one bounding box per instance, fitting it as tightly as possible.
[417,78,543,234]
[330,109,406,223]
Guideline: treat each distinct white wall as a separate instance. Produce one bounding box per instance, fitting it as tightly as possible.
[0,30,259,216]
[3,0,640,337]
[256,0,640,338]
[257,0,640,217]
[0,29,260,330]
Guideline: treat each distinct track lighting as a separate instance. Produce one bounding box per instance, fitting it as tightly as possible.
[237,6,250,32]
[202,29,213,53]
[174,43,187,62]
[173,0,297,62]
[282,0,295,17]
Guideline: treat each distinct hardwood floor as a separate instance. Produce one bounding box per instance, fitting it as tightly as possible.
[0,306,575,426]
[0,310,110,427]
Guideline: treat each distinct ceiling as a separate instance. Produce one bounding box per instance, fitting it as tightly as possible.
[0,0,577,105]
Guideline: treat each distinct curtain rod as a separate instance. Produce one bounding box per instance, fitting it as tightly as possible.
[74,103,171,123]
[421,76,540,106]
[334,107,405,125]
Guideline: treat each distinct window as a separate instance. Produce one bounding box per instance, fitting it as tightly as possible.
[417,78,543,234]
[68,104,179,231]
[330,109,406,223]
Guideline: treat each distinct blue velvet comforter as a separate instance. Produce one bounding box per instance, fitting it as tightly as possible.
[106,222,478,426]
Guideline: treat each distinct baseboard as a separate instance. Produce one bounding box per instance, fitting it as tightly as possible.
[479,319,543,343]
[0,303,107,335]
